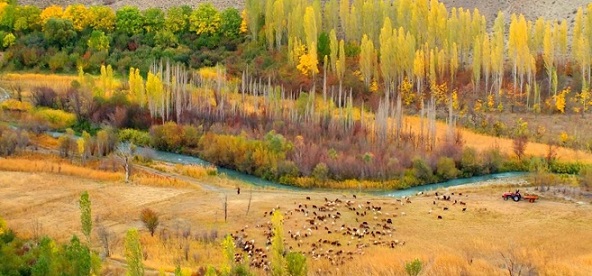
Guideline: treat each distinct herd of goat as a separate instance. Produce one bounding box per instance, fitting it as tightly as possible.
[230,191,470,271]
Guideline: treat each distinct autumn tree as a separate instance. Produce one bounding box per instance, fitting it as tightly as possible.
[245,0,263,40]
[413,49,426,95]
[88,6,115,32]
[508,14,530,97]
[379,17,393,96]
[39,5,63,27]
[190,3,221,37]
[481,36,491,93]
[491,11,505,97]
[63,4,89,31]
[329,29,338,72]
[140,208,159,236]
[146,71,164,121]
[359,34,375,86]
[264,0,274,49]
[128,67,145,106]
[324,0,338,32]
[543,21,555,96]
[472,35,482,91]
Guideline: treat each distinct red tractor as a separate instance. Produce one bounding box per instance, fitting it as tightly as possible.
[502,190,522,202]
[502,189,539,202]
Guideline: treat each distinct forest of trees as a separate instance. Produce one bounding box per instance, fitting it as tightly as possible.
[2,0,592,189]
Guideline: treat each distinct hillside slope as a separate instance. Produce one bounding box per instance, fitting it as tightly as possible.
[19,0,590,23]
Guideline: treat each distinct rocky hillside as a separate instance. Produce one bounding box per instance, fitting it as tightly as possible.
[18,0,590,23]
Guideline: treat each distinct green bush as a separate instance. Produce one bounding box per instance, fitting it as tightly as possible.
[460,147,481,177]
[286,252,307,276]
[34,108,76,130]
[549,161,586,175]
[405,258,422,276]
[436,157,459,180]
[119,128,151,147]
[412,157,433,183]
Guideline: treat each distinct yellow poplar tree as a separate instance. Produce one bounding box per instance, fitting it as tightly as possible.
[481,36,491,93]
[492,11,504,97]
[543,22,555,96]
[329,29,338,72]
[359,34,375,85]
[472,35,482,91]
[414,49,426,94]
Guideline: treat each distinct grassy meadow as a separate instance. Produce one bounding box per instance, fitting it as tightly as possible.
[0,153,591,275]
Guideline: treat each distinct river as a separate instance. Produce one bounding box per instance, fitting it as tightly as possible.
[47,132,528,196]
[137,148,527,196]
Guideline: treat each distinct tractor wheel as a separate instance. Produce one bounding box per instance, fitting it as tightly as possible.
[503,196,509,201]
[513,195,521,202]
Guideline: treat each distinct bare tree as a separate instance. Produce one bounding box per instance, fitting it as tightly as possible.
[97,224,112,258]
[513,136,528,160]
[115,142,136,183]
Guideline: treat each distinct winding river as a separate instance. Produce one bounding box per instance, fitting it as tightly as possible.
[44,132,528,196]
[137,147,527,196]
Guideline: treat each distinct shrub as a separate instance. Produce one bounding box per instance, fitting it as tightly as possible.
[34,108,76,130]
[405,258,422,276]
[31,86,58,108]
[549,161,585,175]
[412,157,433,183]
[311,162,329,184]
[461,147,481,176]
[118,128,151,146]
[0,99,32,112]
[482,146,503,174]
[140,208,159,237]
[48,51,70,72]
[150,121,184,152]
[286,252,307,276]
[436,157,459,180]
[0,126,19,156]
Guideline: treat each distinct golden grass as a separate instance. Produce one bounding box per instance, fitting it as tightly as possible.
[0,154,121,182]
[136,233,225,272]
[173,164,218,179]
[0,169,591,275]
[0,73,77,95]
[131,173,193,189]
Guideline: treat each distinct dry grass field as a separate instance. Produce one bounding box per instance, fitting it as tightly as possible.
[1,156,591,275]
